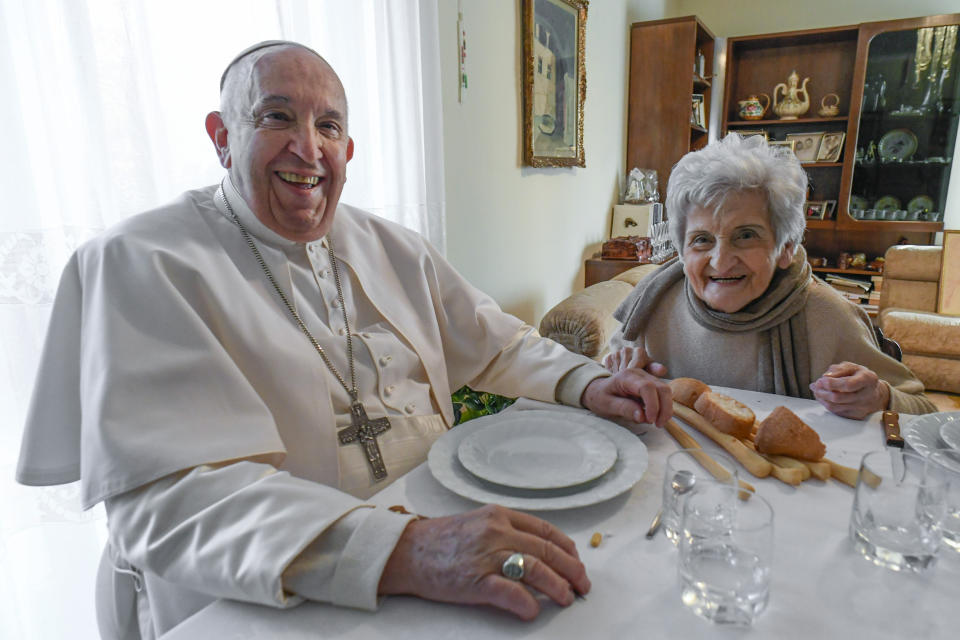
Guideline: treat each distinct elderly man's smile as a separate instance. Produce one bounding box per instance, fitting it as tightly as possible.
[276,171,321,190]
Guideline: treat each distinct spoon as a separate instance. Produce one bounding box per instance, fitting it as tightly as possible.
[645,470,696,539]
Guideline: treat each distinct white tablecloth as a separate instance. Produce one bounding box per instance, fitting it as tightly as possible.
[164,388,960,639]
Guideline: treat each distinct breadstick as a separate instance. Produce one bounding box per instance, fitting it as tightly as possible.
[824,458,859,487]
[673,403,773,478]
[664,419,756,497]
[800,460,832,481]
[743,440,807,486]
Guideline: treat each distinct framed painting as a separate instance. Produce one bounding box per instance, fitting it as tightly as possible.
[938,230,960,316]
[522,0,588,167]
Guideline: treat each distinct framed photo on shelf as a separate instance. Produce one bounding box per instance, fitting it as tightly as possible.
[691,93,705,128]
[823,200,837,220]
[738,129,768,140]
[769,140,797,154]
[939,230,960,315]
[521,0,588,168]
[786,132,825,163]
[805,201,829,220]
[817,132,846,162]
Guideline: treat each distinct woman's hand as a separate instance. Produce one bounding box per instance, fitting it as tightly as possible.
[809,361,890,420]
[581,367,672,427]
[378,504,589,620]
[602,346,667,377]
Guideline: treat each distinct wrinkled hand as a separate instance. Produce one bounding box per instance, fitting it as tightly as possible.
[581,367,672,427]
[378,504,589,620]
[602,346,668,378]
[809,361,890,420]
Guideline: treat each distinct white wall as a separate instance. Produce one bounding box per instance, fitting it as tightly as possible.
[438,0,667,324]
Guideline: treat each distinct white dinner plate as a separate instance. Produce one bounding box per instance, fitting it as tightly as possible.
[939,418,960,451]
[428,410,648,511]
[903,411,960,456]
[456,414,618,489]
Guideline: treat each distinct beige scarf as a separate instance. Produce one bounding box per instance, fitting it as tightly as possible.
[613,246,814,398]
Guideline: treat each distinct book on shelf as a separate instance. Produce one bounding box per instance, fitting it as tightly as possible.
[839,291,869,303]
[868,291,881,303]
[831,282,871,296]
[871,275,883,291]
[825,274,871,291]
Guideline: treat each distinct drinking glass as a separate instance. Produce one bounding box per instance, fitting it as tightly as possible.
[849,450,948,572]
[678,484,772,625]
[662,449,738,545]
[929,449,960,552]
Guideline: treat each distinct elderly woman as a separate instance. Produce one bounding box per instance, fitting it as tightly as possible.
[605,134,935,419]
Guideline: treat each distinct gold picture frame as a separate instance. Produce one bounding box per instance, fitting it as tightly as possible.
[738,129,768,140]
[786,132,825,163]
[817,132,846,162]
[938,230,960,316]
[522,0,588,167]
[769,140,797,154]
[804,200,828,220]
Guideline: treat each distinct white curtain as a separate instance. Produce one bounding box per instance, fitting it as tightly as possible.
[0,1,444,637]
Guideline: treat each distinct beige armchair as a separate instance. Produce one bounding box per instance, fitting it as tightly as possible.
[539,264,660,360]
[879,244,960,394]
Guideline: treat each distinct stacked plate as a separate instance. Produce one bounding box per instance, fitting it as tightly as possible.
[903,411,960,457]
[427,409,648,510]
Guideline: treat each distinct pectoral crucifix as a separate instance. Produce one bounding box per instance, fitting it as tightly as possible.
[338,402,392,480]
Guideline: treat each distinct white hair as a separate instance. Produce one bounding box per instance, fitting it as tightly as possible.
[665,133,807,256]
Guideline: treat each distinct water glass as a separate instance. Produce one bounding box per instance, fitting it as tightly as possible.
[662,449,738,545]
[929,449,960,552]
[849,450,948,572]
[678,484,772,625]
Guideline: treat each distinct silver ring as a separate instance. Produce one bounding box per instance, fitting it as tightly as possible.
[501,552,525,580]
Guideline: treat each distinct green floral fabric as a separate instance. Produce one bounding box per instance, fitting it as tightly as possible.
[451,386,516,425]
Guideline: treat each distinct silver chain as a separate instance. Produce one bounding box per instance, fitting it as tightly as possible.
[217,186,358,402]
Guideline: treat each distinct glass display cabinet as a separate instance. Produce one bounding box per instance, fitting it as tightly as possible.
[847,23,958,227]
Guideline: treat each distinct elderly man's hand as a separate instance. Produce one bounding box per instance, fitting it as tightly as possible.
[378,504,589,620]
[809,361,890,420]
[581,367,672,427]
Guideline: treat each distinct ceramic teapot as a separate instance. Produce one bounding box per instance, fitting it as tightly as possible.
[817,93,840,117]
[772,70,810,120]
[738,94,770,120]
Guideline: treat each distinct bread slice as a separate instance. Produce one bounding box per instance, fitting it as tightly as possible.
[755,406,826,461]
[669,377,711,409]
[694,391,755,439]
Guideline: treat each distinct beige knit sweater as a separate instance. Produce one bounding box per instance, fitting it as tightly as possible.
[608,277,936,415]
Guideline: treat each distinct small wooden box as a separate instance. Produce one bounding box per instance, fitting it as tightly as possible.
[601,236,653,261]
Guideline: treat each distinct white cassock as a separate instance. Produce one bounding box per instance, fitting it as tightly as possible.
[16,178,609,639]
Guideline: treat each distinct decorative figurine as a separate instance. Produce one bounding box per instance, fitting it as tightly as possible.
[738,94,770,120]
[817,93,840,117]
[772,70,810,119]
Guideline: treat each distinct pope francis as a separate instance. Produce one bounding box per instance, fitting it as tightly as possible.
[16,41,671,639]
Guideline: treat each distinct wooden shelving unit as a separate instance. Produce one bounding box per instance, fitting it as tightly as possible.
[720,16,959,269]
[627,16,714,206]
[722,26,860,222]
